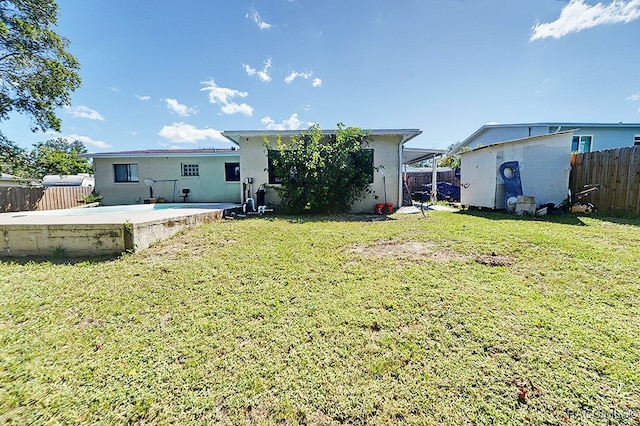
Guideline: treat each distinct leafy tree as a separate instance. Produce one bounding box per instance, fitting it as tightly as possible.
[0,0,81,132]
[438,147,470,169]
[29,137,92,177]
[0,131,34,177]
[266,123,378,214]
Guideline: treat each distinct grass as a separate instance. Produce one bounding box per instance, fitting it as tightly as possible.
[0,210,639,425]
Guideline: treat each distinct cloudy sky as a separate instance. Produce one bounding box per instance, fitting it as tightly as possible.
[3,0,640,151]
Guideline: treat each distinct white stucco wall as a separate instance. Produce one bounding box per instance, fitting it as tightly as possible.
[460,132,573,209]
[93,154,241,205]
[238,134,403,213]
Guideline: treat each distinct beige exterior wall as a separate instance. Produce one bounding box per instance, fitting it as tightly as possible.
[238,134,403,213]
[93,154,241,205]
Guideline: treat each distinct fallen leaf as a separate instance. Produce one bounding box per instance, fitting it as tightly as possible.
[517,387,528,403]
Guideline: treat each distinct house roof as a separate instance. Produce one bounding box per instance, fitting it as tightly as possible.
[221,129,422,146]
[83,148,239,158]
[402,147,447,165]
[459,130,575,155]
[450,122,640,154]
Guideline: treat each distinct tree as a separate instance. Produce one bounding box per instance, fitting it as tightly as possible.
[266,123,378,214]
[29,137,92,177]
[0,0,81,132]
[0,131,34,176]
[438,147,470,169]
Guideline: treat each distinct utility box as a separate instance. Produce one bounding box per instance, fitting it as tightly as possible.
[460,131,573,210]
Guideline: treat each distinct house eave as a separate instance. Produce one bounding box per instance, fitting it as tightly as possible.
[82,149,239,159]
[221,129,422,145]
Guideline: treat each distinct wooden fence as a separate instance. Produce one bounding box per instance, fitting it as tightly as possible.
[0,186,94,212]
[570,146,640,215]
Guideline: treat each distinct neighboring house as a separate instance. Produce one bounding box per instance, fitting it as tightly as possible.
[86,149,241,205]
[460,131,573,210]
[451,122,640,154]
[221,129,422,213]
[0,173,39,188]
[42,174,95,187]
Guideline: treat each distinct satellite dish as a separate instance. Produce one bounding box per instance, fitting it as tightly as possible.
[143,179,155,198]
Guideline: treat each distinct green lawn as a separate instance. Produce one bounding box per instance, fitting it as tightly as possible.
[1,211,639,425]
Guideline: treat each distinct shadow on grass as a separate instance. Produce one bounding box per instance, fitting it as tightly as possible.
[238,212,399,223]
[456,208,640,227]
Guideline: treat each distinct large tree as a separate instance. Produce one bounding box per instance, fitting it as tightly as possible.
[29,137,92,177]
[0,0,81,132]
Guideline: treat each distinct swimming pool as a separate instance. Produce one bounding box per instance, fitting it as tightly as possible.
[0,203,240,257]
[10,202,225,217]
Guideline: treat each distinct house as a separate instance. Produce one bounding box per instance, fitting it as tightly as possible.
[42,174,95,187]
[87,149,241,205]
[221,129,423,213]
[460,131,573,210]
[451,122,640,154]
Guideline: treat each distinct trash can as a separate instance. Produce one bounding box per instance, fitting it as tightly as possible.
[256,188,266,207]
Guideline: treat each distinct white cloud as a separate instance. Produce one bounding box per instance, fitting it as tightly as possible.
[66,134,112,149]
[312,77,322,87]
[200,79,253,116]
[243,58,272,82]
[246,9,272,30]
[163,98,196,117]
[158,122,227,144]
[531,0,640,40]
[261,113,305,131]
[66,105,105,121]
[626,92,640,101]
[221,103,254,116]
[135,95,151,101]
[284,71,313,84]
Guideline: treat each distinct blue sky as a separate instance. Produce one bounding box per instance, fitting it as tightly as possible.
[4,0,640,152]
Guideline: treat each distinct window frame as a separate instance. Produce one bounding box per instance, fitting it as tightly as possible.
[571,135,593,153]
[181,163,200,177]
[113,163,139,183]
[224,162,240,182]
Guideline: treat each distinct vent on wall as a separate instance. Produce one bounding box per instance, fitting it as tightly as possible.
[635,135,640,146]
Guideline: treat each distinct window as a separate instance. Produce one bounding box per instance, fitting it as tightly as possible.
[267,150,283,184]
[571,135,592,153]
[113,164,139,182]
[356,149,375,183]
[634,135,640,146]
[182,163,199,177]
[225,162,240,181]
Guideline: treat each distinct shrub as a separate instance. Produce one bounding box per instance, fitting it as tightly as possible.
[265,123,379,214]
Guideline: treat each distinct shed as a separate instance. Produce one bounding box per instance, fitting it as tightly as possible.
[460,131,573,210]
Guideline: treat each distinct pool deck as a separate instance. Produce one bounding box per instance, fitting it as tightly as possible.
[0,203,240,258]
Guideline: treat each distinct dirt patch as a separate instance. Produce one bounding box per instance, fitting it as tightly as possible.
[474,252,512,266]
[350,239,464,262]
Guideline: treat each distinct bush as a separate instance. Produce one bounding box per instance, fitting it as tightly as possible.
[265,123,379,214]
